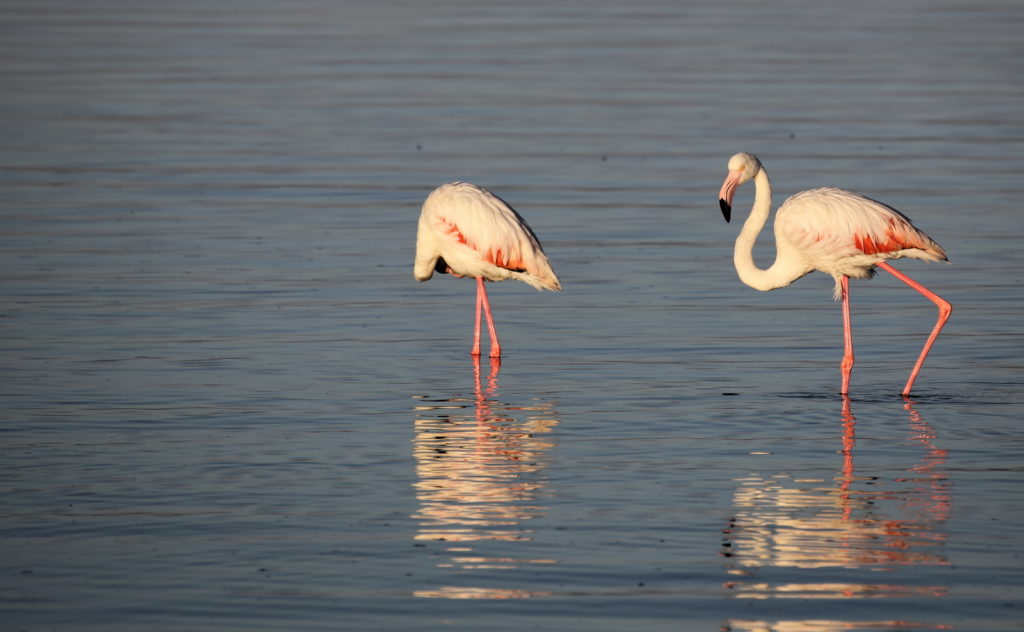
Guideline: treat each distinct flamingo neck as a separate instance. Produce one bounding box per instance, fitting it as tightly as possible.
[733,169,807,292]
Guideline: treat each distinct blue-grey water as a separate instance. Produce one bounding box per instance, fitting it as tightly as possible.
[2,1,1023,631]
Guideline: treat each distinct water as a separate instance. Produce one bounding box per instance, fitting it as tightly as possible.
[2,1,1023,630]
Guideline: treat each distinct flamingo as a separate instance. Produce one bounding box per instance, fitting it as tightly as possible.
[414,181,561,358]
[717,152,952,396]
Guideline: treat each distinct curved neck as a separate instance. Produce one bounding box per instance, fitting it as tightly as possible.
[733,169,806,291]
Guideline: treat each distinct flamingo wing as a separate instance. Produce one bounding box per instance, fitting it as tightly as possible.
[776,187,947,267]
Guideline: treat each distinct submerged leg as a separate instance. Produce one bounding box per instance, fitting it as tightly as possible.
[840,276,854,395]
[876,262,952,396]
[476,277,501,358]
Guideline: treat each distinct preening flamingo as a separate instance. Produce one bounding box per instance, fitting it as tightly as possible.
[718,152,952,396]
[414,181,561,358]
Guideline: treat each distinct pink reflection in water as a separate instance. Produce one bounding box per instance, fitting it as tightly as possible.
[723,397,951,602]
[411,357,559,598]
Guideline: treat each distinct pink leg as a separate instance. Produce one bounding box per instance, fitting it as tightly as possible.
[876,262,952,396]
[840,276,854,395]
[471,279,483,356]
[476,277,501,358]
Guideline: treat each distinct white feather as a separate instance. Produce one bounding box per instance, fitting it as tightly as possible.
[414,182,561,291]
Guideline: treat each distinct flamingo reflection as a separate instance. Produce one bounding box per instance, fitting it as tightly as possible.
[411,357,559,599]
[723,619,953,632]
[722,397,951,608]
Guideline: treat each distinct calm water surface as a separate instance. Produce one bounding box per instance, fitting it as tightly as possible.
[2,1,1023,631]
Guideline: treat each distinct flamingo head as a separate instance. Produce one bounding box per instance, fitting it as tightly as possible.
[718,152,762,222]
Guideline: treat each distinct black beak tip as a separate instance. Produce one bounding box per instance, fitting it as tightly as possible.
[719,199,731,223]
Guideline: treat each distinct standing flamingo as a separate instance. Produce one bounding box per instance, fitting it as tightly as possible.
[414,181,561,358]
[717,152,952,396]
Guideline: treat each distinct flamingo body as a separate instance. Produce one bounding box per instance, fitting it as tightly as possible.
[718,153,951,395]
[414,181,560,357]
[774,186,947,298]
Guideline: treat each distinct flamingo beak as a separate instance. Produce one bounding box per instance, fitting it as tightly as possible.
[718,171,740,223]
[719,198,731,223]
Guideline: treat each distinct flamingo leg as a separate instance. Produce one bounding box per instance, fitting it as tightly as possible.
[876,262,952,396]
[840,276,854,395]
[474,277,502,358]
[471,277,484,356]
